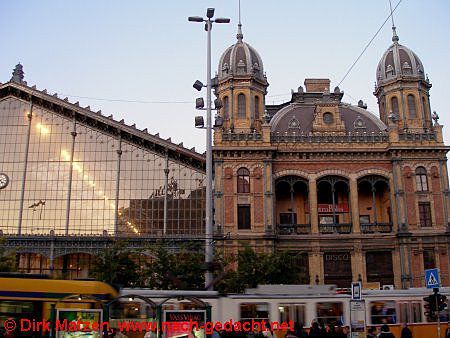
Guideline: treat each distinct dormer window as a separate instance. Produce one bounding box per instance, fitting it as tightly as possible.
[323,113,334,124]
[402,62,412,75]
[386,64,395,77]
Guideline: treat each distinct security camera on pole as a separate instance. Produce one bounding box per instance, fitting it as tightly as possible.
[189,8,230,290]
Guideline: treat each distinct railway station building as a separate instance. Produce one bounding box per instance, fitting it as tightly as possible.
[1,23,449,289]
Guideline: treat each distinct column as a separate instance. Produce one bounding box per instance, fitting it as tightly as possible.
[264,160,273,232]
[113,135,122,235]
[65,117,77,235]
[349,177,360,233]
[163,152,169,235]
[438,158,450,227]
[309,179,318,234]
[308,245,322,284]
[351,245,364,283]
[17,101,33,235]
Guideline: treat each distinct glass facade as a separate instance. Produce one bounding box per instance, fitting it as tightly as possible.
[0,97,205,236]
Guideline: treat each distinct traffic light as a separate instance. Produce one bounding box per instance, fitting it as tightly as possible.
[437,294,448,312]
[424,294,437,317]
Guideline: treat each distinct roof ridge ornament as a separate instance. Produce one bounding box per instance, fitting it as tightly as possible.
[11,63,26,84]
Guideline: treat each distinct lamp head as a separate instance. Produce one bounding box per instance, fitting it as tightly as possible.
[206,8,215,19]
[214,98,223,110]
[188,16,203,22]
[215,18,231,24]
[195,116,205,128]
[196,97,205,109]
[214,115,223,128]
[193,80,204,91]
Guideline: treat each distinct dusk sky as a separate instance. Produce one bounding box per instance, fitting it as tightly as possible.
[1,0,449,152]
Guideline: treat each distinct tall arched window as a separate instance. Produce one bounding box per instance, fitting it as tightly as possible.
[415,166,428,191]
[238,94,246,119]
[254,96,260,119]
[391,96,399,115]
[407,94,417,118]
[422,97,428,117]
[237,167,250,193]
[223,96,229,119]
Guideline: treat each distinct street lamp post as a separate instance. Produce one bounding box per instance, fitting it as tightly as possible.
[189,8,230,290]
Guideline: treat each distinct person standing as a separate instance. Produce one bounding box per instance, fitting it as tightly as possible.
[400,323,412,338]
[378,325,394,338]
[366,327,376,338]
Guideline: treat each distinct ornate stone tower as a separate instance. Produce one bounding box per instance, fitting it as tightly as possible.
[215,23,268,133]
[374,26,432,131]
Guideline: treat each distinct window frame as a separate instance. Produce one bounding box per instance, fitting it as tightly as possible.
[237,204,251,230]
[407,94,417,118]
[415,167,428,192]
[237,167,250,193]
[237,93,246,119]
[418,202,432,227]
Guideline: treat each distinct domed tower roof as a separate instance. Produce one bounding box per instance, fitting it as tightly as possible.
[376,28,425,85]
[218,24,265,82]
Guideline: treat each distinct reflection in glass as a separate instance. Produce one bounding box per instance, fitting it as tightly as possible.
[0,97,205,235]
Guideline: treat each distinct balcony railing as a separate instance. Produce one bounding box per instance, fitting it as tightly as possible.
[361,222,393,233]
[398,130,436,141]
[277,223,311,235]
[271,131,388,143]
[319,223,352,234]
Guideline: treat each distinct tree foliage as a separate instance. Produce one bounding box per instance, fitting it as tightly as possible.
[89,240,141,288]
[216,244,309,293]
[142,242,205,290]
[0,237,17,272]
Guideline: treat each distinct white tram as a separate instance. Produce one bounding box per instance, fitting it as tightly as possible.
[119,285,450,337]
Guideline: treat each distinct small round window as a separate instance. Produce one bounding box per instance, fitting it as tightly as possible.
[323,112,334,124]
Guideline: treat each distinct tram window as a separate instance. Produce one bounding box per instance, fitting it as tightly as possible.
[411,302,422,323]
[370,301,396,324]
[279,304,306,326]
[316,302,344,326]
[399,303,409,323]
[240,303,269,321]
[399,302,422,323]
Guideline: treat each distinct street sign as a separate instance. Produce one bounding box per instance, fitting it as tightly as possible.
[352,282,362,300]
[425,268,440,289]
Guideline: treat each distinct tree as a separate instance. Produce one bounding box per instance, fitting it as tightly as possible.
[0,237,17,272]
[216,244,309,293]
[141,242,205,290]
[90,240,141,288]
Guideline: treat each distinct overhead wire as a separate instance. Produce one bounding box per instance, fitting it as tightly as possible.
[57,2,403,107]
[336,0,403,87]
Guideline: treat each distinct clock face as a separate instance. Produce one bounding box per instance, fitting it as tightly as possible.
[0,173,9,189]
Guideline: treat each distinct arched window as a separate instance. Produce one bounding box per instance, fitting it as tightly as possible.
[223,96,229,119]
[407,94,417,118]
[237,167,250,193]
[254,96,260,119]
[391,96,399,115]
[415,166,428,191]
[238,94,246,119]
[422,97,428,117]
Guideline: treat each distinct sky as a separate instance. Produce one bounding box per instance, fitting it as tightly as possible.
[1,0,449,153]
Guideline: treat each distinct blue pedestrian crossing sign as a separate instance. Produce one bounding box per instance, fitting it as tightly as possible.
[425,268,440,289]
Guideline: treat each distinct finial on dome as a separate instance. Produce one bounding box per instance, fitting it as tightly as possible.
[236,0,243,42]
[11,63,26,84]
[237,23,243,42]
[388,0,399,43]
[392,26,399,43]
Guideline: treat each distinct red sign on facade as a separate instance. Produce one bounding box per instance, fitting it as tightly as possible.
[305,203,349,213]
